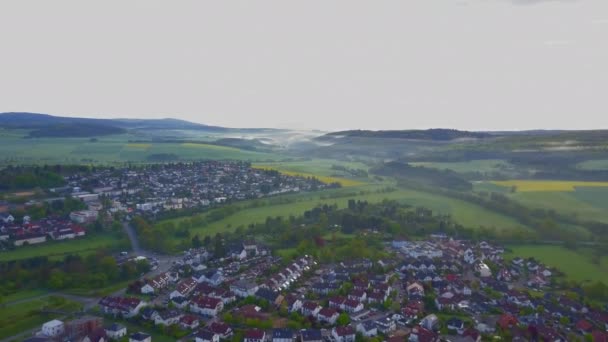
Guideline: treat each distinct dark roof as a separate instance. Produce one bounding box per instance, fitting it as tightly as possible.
[301,329,322,341]
[195,329,218,341]
[334,326,355,336]
[255,287,279,302]
[129,332,151,341]
[273,328,296,339]
[106,323,126,332]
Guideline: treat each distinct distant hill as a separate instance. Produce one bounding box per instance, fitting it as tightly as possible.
[322,129,492,141]
[0,112,229,137]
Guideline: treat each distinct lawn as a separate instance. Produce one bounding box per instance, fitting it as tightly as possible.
[0,297,83,340]
[0,234,127,262]
[159,185,530,244]
[505,245,608,284]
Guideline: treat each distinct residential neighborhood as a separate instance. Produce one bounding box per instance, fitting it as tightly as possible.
[21,236,608,342]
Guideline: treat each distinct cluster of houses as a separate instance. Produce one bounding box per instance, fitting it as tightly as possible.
[55,161,332,215]
[63,236,605,342]
[28,316,151,342]
[0,216,86,247]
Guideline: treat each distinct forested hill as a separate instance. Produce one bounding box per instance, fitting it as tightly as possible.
[321,129,492,141]
[0,112,229,137]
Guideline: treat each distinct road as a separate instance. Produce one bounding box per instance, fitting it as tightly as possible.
[122,221,142,254]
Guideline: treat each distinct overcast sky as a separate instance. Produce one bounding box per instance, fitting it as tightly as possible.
[1,1,607,131]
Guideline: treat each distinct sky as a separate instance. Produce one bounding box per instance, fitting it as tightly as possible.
[1,0,607,131]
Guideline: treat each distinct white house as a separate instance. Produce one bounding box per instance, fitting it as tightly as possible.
[190,296,223,317]
[317,308,339,325]
[356,322,378,338]
[272,328,297,342]
[42,319,65,337]
[129,332,151,342]
[195,330,219,342]
[230,280,259,298]
[332,326,355,342]
[105,323,127,340]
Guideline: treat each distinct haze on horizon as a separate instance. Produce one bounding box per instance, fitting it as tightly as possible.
[1,0,607,131]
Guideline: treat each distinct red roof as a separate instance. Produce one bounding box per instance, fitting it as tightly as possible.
[592,330,608,342]
[334,326,355,336]
[576,319,594,332]
[318,308,338,318]
[244,329,265,340]
[192,296,222,309]
[180,314,199,325]
[497,314,518,330]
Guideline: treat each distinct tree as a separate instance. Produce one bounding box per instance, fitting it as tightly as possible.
[192,235,202,248]
[337,312,350,326]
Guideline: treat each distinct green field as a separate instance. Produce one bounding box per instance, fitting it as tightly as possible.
[577,159,608,170]
[159,185,530,244]
[0,234,127,262]
[0,133,281,166]
[505,245,608,284]
[253,159,370,176]
[410,159,514,174]
[0,297,82,340]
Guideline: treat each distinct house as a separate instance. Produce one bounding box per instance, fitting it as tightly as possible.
[154,309,182,326]
[420,314,440,331]
[171,296,189,309]
[180,314,200,330]
[576,319,594,334]
[347,289,367,302]
[329,296,346,309]
[208,322,233,339]
[98,297,145,318]
[409,326,439,342]
[284,295,303,313]
[375,316,396,334]
[300,329,323,342]
[190,296,224,317]
[14,234,47,246]
[0,213,14,224]
[244,329,266,342]
[343,299,364,313]
[332,326,356,342]
[170,278,198,299]
[195,330,220,342]
[317,308,339,325]
[497,314,518,330]
[129,332,151,342]
[70,210,98,223]
[105,323,127,340]
[42,320,65,337]
[193,269,224,286]
[301,301,321,317]
[231,280,259,298]
[356,321,378,337]
[141,272,171,294]
[82,328,107,342]
[407,282,425,296]
[255,287,283,306]
[446,318,465,333]
[272,328,297,342]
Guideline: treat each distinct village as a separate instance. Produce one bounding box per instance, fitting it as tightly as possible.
[23,237,608,342]
[0,161,332,249]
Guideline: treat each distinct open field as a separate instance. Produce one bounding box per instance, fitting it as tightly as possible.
[0,134,282,166]
[505,245,608,284]
[0,297,82,340]
[476,180,608,223]
[159,185,530,244]
[410,159,514,174]
[253,165,365,187]
[491,180,608,192]
[576,159,608,170]
[0,234,127,262]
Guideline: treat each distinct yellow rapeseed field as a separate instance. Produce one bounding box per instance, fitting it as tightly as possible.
[492,180,608,192]
[252,166,364,187]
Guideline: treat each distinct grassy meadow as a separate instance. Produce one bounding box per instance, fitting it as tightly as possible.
[505,245,608,284]
[410,159,515,174]
[252,159,370,187]
[0,131,281,166]
[0,234,128,262]
[491,180,608,192]
[158,185,530,246]
[0,297,82,340]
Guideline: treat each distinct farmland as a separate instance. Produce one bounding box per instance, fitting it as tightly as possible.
[0,234,128,262]
[505,245,608,284]
[158,185,530,246]
[252,159,369,187]
[576,159,608,170]
[0,133,281,166]
[491,180,608,192]
[410,159,515,174]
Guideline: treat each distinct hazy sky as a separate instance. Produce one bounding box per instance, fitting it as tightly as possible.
[1,1,607,131]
